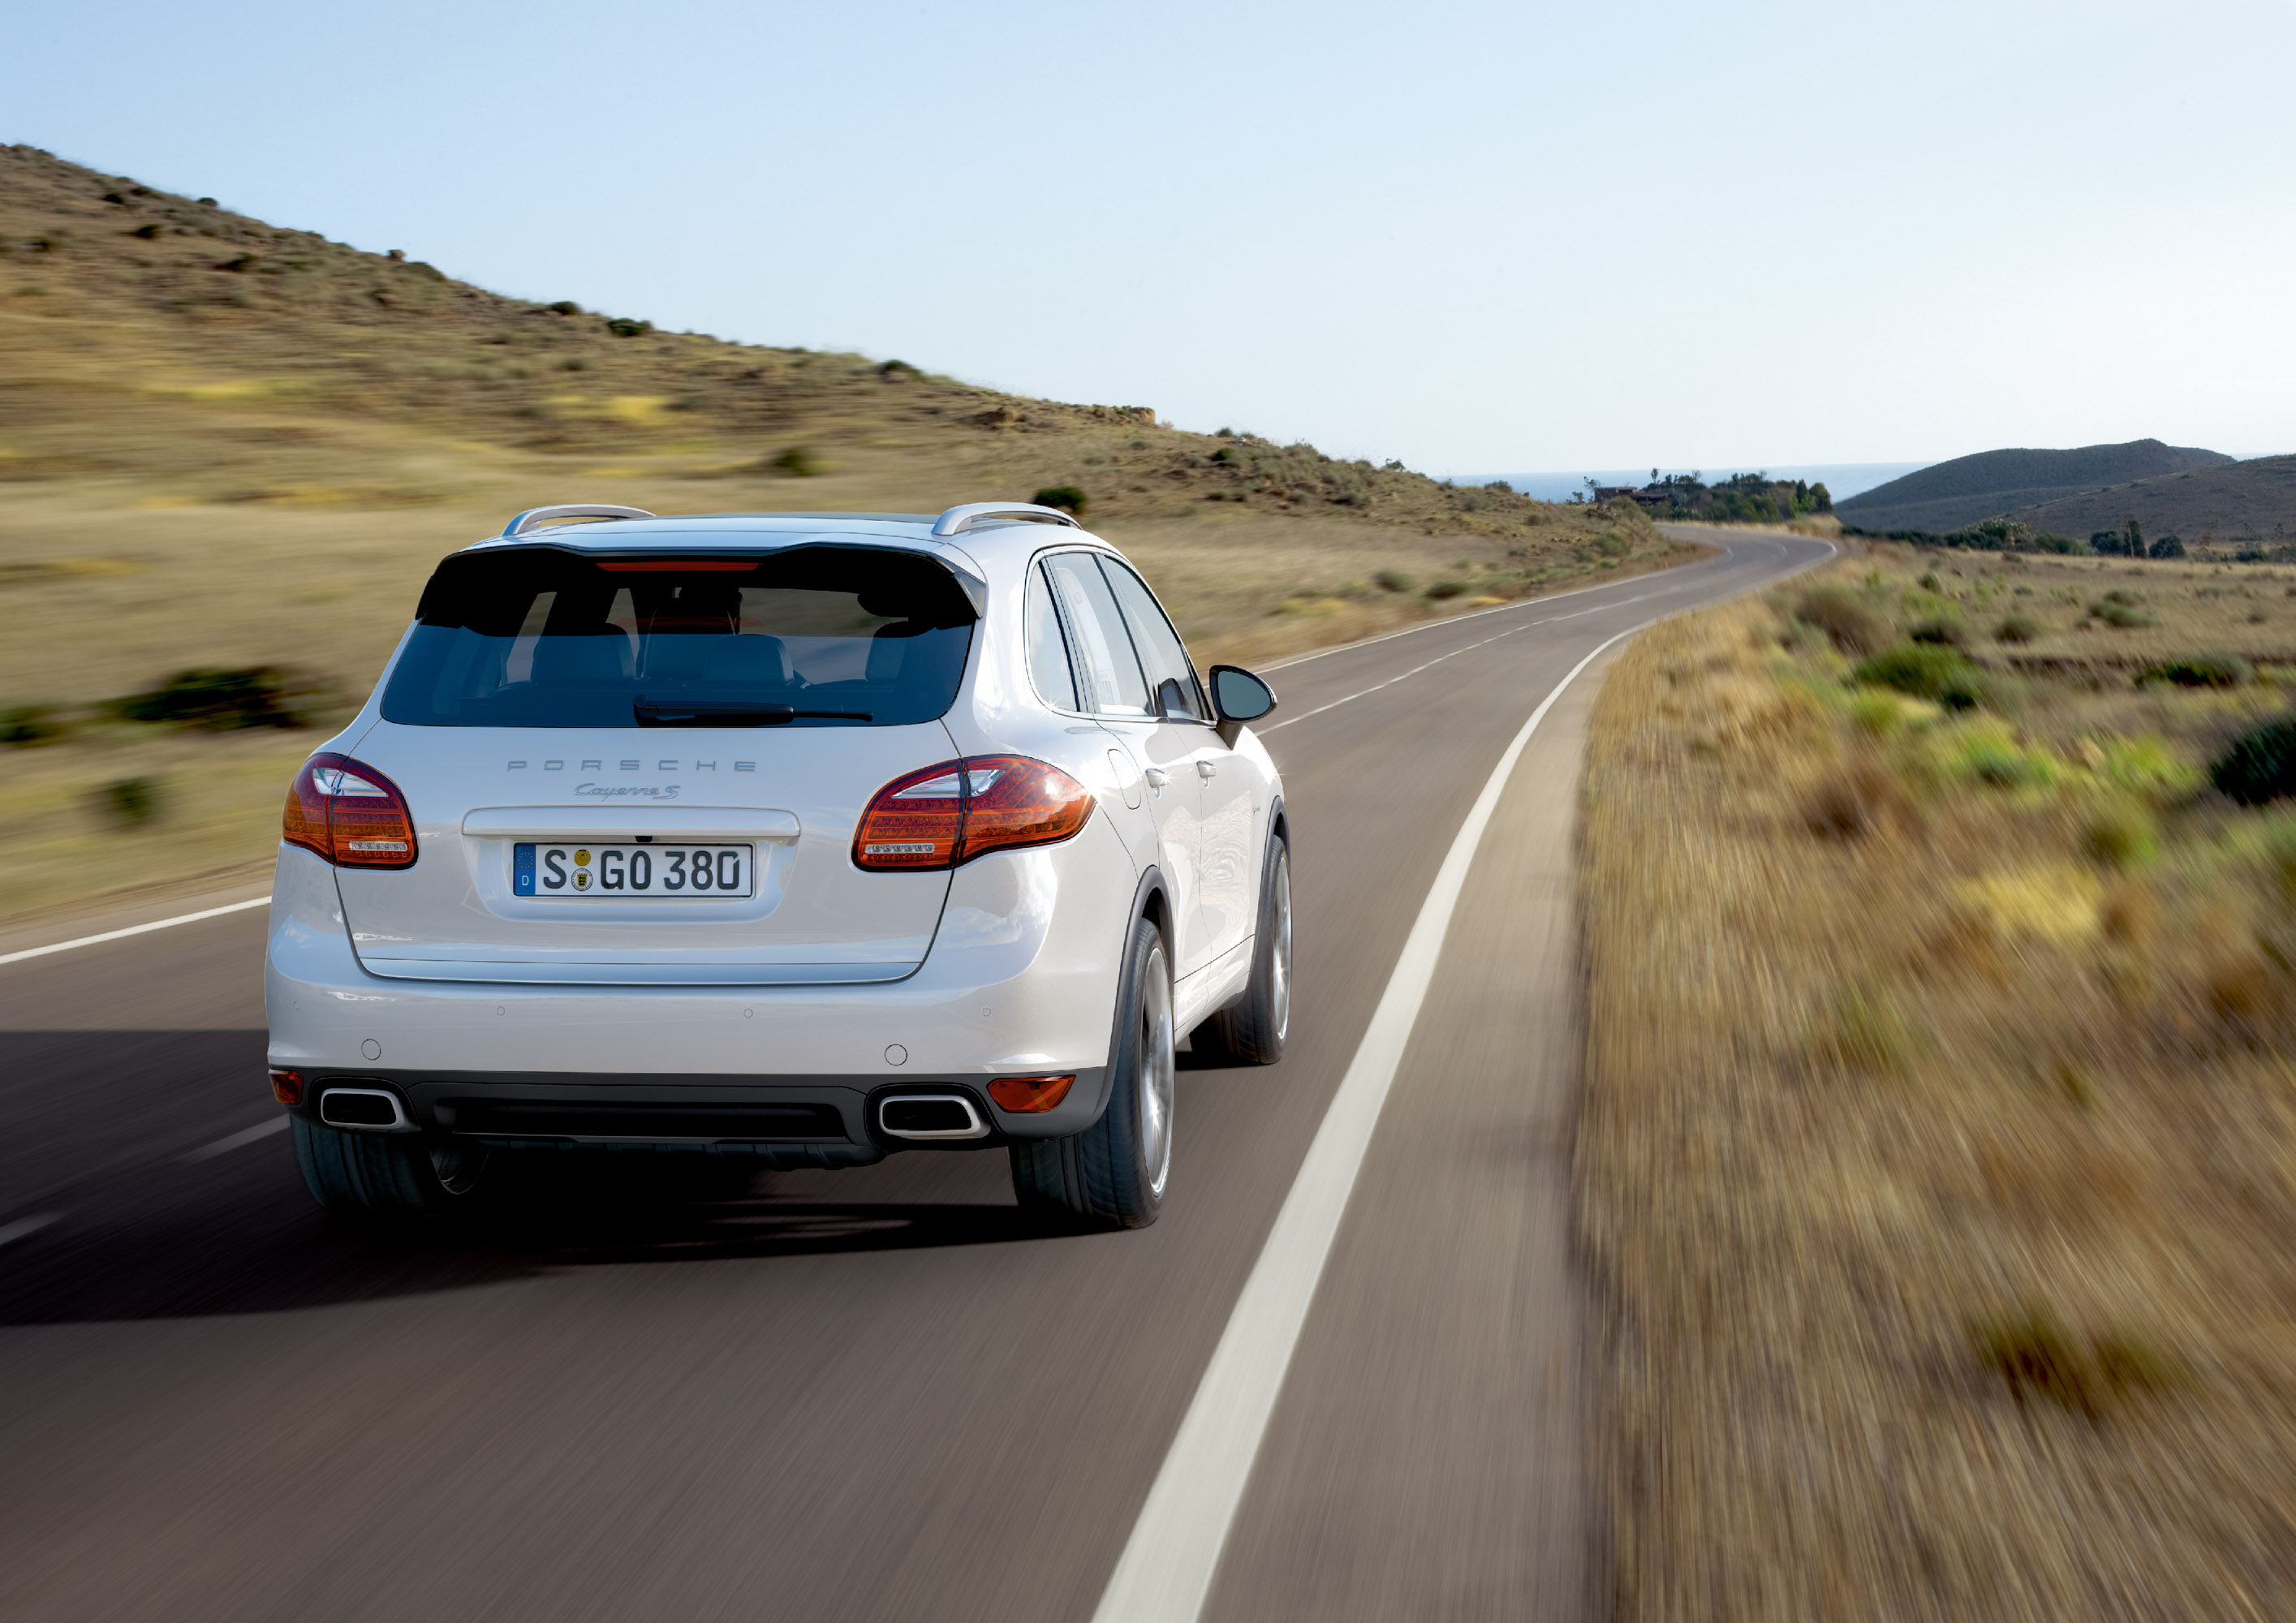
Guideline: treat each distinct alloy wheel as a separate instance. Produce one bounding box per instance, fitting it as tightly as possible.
[1137,945,1175,1197]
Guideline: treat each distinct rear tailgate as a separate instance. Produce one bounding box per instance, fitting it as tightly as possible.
[336,721,956,984]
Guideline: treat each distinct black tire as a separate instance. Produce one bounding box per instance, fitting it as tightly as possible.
[1010,915,1174,1230]
[1206,830,1291,1065]
[293,1117,490,1229]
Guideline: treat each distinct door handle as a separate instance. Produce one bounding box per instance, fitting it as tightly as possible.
[1144,768,1170,790]
[1195,760,1217,780]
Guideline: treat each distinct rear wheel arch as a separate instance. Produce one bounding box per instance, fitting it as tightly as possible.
[1070,864,1171,1130]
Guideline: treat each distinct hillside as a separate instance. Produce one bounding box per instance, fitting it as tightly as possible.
[1837,439,2234,535]
[0,141,1691,921]
[2010,453,2296,545]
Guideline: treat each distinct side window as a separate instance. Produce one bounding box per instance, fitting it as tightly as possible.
[1024,562,1079,711]
[1098,558,1205,721]
[1043,553,1152,716]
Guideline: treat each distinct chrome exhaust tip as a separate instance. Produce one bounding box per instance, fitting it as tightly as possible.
[318,1087,416,1132]
[877,1094,989,1141]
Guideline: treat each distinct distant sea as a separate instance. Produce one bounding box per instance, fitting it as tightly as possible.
[1455,463,1933,505]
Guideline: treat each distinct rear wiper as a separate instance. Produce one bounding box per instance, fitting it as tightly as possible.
[634,696,872,727]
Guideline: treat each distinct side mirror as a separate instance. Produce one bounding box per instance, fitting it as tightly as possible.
[1208,665,1277,738]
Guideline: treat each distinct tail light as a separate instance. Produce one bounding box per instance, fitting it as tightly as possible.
[988,1074,1076,1113]
[853,756,1092,872]
[269,1068,306,1105]
[282,753,419,869]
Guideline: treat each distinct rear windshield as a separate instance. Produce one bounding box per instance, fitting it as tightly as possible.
[381,545,976,728]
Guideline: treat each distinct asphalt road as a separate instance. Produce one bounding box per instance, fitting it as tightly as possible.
[0,527,1829,1623]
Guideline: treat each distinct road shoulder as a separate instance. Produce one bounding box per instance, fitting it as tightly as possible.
[1200,641,1623,1622]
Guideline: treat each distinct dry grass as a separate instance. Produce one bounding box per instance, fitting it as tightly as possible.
[1580,544,2296,1619]
[0,142,1698,923]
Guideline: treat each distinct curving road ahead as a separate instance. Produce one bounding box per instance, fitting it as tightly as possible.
[0,527,1829,1623]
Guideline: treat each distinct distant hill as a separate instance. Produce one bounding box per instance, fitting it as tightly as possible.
[1838,440,2235,535]
[2011,454,2296,545]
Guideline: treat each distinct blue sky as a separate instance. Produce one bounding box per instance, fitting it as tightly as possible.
[10,0,2294,473]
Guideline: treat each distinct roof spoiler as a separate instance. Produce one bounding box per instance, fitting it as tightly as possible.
[497,505,657,539]
[930,502,1083,538]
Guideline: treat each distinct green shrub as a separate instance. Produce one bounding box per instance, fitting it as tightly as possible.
[1,704,64,746]
[1424,579,1470,600]
[769,447,819,477]
[2095,735,2204,797]
[2140,653,2251,688]
[1963,736,2056,788]
[1594,531,1631,558]
[1033,485,1088,514]
[114,666,332,730]
[1373,569,1415,594]
[876,359,920,380]
[605,316,652,338]
[545,299,583,315]
[1794,587,1889,657]
[1849,691,1903,736]
[96,777,163,827]
[1853,644,1990,708]
[2212,717,2296,805]
[2085,803,2158,867]
[2031,533,2084,553]
[1994,613,2043,644]
[1971,1310,2182,1416]
[1909,617,1968,648]
[2091,590,2157,629]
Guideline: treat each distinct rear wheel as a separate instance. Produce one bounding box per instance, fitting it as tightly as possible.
[293,1117,490,1228]
[1010,915,1174,1229]
[1206,831,1291,1065]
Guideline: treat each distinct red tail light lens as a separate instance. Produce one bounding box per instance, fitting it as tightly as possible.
[853,756,1092,872]
[282,753,419,869]
[269,1068,306,1105]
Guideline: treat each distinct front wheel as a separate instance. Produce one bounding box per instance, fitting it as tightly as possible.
[1206,831,1291,1065]
[1010,915,1174,1229]
[293,1117,490,1229]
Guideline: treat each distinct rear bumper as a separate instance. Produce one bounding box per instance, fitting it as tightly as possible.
[282,1066,1114,1159]
[263,825,1133,1141]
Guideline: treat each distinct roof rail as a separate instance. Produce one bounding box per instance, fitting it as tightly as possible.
[498,504,657,539]
[929,502,1083,539]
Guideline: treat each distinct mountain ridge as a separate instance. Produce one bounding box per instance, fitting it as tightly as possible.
[1838,439,2234,535]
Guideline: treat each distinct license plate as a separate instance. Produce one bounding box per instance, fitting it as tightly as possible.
[514,843,754,898]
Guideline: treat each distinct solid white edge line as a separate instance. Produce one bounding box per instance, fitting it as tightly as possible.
[0,1212,64,1248]
[180,1116,291,1162]
[0,894,269,967]
[1088,622,1643,1623]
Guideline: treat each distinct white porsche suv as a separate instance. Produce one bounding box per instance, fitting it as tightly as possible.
[264,502,1290,1231]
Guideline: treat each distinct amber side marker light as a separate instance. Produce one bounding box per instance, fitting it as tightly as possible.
[988,1074,1076,1113]
[269,1069,306,1106]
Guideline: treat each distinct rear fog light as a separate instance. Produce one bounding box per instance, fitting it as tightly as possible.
[987,1074,1076,1113]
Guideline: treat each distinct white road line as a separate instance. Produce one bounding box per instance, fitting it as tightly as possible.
[180,1116,290,1162]
[0,894,269,967]
[1261,590,1660,733]
[0,1212,63,1249]
[1258,539,1742,673]
[1090,624,1643,1623]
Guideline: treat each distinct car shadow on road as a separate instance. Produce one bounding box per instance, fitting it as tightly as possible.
[0,1137,1062,1327]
